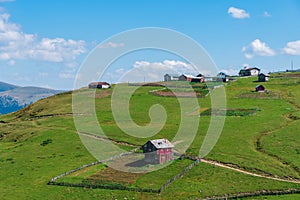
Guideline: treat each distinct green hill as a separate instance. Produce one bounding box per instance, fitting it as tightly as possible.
[1,76,300,199]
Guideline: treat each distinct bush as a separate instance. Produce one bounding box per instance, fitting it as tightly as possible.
[40,139,52,146]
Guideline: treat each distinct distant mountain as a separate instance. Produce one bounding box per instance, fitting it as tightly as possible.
[0,81,19,92]
[0,82,63,115]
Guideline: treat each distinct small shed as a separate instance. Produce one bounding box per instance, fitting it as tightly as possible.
[255,85,265,92]
[142,139,174,164]
[88,82,110,89]
[164,74,180,81]
[258,73,270,82]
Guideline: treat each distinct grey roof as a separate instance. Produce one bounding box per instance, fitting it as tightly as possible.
[149,139,174,149]
[246,67,260,71]
[165,73,180,77]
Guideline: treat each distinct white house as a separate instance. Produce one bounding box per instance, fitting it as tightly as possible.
[164,74,180,81]
[239,67,261,76]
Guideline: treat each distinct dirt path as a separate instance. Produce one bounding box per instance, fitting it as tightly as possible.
[201,158,300,184]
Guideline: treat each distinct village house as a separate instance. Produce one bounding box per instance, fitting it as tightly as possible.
[88,82,111,89]
[217,72,229,82]
[258,73,270,82]
[255,85,265,92]
[164,74,180,81]
[142,139,174,164]
[178,74,204,83]
[239,67,261,76]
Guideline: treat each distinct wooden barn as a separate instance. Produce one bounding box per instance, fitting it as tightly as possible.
[142,139,174,164]
[88,82,110,89]
[255,85,265,92]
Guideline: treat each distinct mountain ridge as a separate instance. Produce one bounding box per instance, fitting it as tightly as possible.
[0,82,63,115]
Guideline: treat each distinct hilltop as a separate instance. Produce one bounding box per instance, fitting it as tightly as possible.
[0,74,300,199]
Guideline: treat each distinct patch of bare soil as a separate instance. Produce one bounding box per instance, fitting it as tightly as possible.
[86,167,144,185]
[284,73,300,77]
[152,91,202,98]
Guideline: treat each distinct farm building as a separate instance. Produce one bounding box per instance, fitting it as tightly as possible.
[255,85,265,92]
[217,72,229,82]
[239,67,261,76]
[164,74,180,81]
[178,74,204,83]
[88,82,111,89]
[142,139,174,164]
[258,73,270,82]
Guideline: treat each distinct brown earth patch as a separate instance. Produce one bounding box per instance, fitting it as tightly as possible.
[284,73,300,77]
[86,167,144,185]
[152,91,203,98]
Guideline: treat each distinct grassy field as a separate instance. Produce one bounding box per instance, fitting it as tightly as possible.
[1,75,300,199]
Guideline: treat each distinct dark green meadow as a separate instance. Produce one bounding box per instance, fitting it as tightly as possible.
[1,74,300,199]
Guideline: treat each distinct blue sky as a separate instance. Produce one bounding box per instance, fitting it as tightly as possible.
[0,0,300,89]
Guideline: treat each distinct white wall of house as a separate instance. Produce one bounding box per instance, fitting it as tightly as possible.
[102,84,110,89]
[250,69,260,76]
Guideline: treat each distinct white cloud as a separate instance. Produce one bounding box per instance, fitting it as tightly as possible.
[219,68,239,76]
[13,73,31,82]
[59,72,75,79]
[228,7,250,19]
[58,67,78,79]
[132,60,200,75]
[98,42,124,48]
[282,40,300,55]
[242,39,276,59]
[0,11,86,66]
[263,11,271,17]
[112,60,213,83]
[38,72,48,77]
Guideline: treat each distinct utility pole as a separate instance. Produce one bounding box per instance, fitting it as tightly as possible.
[291,59,294,71]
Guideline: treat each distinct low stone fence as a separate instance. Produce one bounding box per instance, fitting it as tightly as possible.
[206,188,300,200]
[48,181,160,194]
[49,147,140,183]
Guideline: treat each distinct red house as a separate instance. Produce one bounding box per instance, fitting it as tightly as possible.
[142,139,174,164]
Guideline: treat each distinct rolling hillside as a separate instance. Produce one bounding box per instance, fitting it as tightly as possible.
[0,82,63,115]
[0,74,300,199]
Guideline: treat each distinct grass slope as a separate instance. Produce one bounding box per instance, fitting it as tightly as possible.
[0,76,300,199]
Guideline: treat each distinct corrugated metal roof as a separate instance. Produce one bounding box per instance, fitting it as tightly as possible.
[149,139,174,149]
[165,74,180,77]
[89,82,110,86]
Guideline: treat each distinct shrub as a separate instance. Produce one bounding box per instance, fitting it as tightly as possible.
[40,139,52,146]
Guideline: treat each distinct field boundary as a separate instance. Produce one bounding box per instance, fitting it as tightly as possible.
[48,150,201,194]
[205,188,300,200]
[201,159,300,184]
[159,157,200,193]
